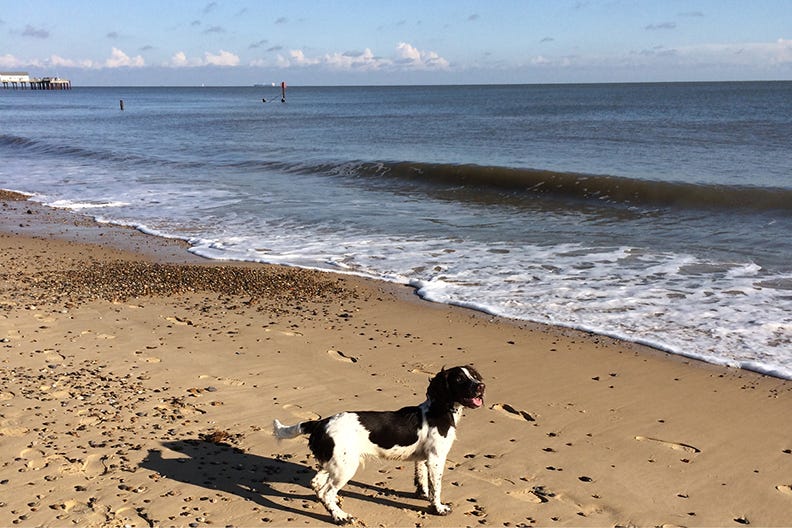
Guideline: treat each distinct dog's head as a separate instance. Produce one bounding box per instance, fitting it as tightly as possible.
[427,365,485,409]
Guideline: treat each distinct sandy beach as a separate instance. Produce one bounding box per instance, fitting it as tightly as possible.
[2,191,792,527]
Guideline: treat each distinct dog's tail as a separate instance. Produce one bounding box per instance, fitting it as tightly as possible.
[272,418,320,439]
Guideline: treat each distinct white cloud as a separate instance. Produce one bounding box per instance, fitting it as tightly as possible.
[0,53,88,69]
[105,47,145,68]
[7,35,788,83]
[287,49,320,66]
[0,53,29,68]
[49,54,93,68]
[734,38,791,64]
[170,51,190,67]
[276,42,448,72]
[274,54,289,68]
[324,49,386,71]
[167,50,239,67]
[772,37,792,63]
[204,50,240,66]
[395,42,449,70]
[394,42,421,63]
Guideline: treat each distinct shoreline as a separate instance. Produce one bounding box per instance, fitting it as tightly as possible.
[0,190,730,377]
[2,190,792,526]
[0,190,751,378]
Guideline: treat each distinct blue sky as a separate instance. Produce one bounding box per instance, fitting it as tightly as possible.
[1,0,790,85]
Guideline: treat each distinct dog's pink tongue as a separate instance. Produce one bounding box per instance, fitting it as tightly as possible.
[471,396,483,407]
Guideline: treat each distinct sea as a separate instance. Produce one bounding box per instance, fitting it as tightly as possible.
[2,83,791,378]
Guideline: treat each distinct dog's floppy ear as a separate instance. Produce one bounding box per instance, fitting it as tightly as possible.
[427,367,451,405]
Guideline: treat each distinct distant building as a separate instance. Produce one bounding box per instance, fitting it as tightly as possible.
[1,72,71,90]
[1,72,31,88]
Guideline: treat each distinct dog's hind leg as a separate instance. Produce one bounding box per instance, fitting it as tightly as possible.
[414,460,429,498]
[315,455,360,524]
[311,469,330,495]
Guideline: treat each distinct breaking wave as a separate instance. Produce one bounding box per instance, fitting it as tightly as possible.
[337,161,792,213]
[3,133,790,214]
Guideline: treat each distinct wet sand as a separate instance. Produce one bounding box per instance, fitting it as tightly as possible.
[2,191,792,527]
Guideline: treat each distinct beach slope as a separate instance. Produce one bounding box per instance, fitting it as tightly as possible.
[2,193,792,527]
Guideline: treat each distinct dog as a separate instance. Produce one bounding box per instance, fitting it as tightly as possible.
[273,365,485,524]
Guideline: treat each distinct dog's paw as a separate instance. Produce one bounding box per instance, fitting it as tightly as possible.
[333,514,357,525]
[430,503,452,516]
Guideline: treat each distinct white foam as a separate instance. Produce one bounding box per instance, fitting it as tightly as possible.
[47,199,130,210]
[75,216,792,379]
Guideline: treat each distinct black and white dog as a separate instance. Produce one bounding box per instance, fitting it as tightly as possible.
[273,365,485,524]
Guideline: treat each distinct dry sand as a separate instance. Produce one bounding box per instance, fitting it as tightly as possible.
[2,191,792,527]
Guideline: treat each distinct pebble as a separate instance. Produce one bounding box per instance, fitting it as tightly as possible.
[4,259,356,311]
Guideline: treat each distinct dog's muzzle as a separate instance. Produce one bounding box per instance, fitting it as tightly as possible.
[462,382,486,408]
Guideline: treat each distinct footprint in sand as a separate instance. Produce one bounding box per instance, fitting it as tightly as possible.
[0,425,30,436]
[113,506,150,526]
[635,436,701,454]
[44,350,65,363]
[776,485,792,496]
[165,316,193,326]
[282,403,321,421]
[79,414,102,426]
[58,499,92,514]
[460,468,513,487]
[198,374,245,386]
[54,499,110,524]
[21,448,48,470]
[219,377,245,386]
[0,391,15,401]
[264,328,303,337]
[506,487,550,504]
[82,454,108,479]
[491,403,536,422]
[327,349,357,363]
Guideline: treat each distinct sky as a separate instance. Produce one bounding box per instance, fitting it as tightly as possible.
[1,0,791,86]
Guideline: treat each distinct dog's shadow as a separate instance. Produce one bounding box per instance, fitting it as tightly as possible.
[140,439,424,524]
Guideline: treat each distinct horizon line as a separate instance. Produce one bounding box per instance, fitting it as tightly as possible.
[18,79,791,89]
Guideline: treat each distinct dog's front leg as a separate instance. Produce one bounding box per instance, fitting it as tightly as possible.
[414,460,429,498]
[426,455,451,515]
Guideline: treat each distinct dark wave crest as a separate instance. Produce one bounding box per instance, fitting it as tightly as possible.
[1,133,154,165]
[4,133,789,214]
[339,161,792,213]
[0,134,206,170]
[0,133,291,173]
